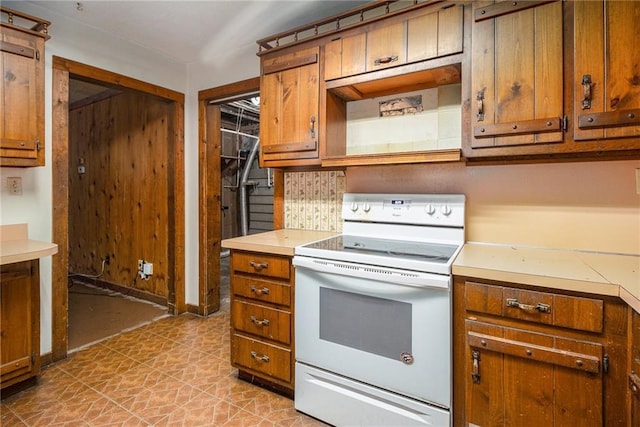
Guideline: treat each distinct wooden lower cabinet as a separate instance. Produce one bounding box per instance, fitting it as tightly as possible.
[1,260,40,393]
[453,276,628,426]
[629,310,640,425]
[229,250,294,395]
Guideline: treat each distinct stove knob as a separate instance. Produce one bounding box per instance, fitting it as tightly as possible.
[441,204,452,216]
[362,202,371,213]
[426,204,436,215]
[350,202,359,212]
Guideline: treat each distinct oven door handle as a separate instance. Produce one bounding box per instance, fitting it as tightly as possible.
[293,256,450,291]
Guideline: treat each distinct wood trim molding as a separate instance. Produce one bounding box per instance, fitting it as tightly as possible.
[197,78,260,316]
[51,56,185,360]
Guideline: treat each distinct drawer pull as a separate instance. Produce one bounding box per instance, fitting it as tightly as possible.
[249,260,269,271]
[250,316,270,327]
[506,298,551,313]
[471,350,481,383]
[250,285,270,295]
[250,351,270,363]
[374,55,398,66]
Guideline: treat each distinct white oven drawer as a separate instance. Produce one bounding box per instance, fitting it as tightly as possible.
[295,362,450,427]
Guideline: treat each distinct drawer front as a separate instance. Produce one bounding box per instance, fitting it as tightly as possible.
[465,281,604,333]
[232,275,291,307]
[232,252,291,280]
[232,334,291,383]
[232,300,291,345]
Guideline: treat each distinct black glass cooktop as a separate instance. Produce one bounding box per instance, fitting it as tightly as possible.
[301,235,459,264]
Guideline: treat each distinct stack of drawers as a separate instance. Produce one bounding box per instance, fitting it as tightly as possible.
[229,250,294,394]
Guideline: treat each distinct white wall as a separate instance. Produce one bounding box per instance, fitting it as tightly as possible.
[1,1,188,355]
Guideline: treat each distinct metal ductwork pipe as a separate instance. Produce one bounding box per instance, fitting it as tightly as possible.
[239,138,260,236]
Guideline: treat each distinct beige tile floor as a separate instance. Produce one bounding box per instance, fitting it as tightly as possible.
[0,311,327,426]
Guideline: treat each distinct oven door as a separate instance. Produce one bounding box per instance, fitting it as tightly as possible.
[293,256,451,408]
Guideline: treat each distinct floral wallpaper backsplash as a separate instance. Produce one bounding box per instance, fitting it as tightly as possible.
[284,170,346,232]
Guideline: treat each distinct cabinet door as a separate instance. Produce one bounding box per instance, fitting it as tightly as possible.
[407,4,463,62]
[1,261,38,388]
[573,1,640,142]
[366,21,406,72]
[260,47,320,167]
[470,0,564,150]
[0,28,45,166]
[466,320,604,426]
[324,33,366,80]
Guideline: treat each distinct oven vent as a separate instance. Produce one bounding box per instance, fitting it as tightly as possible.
[313,259,421,278]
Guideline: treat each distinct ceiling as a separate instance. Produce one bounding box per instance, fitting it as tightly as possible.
[25,0,369,106]
[28,1,369,64]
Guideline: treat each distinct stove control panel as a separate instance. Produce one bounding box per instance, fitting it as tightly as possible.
[342,193,465,227]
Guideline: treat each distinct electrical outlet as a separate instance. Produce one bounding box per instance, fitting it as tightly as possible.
[7,177,22,195]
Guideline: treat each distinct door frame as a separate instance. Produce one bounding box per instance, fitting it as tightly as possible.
[197,77,286,315]
[51,56,185,361]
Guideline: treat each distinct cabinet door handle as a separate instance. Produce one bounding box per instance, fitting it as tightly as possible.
[506,298,551,313]
[581,74,593,110]
[250,285,270,295]
[374,55,398,66]
[250,351,270,362]
[249,260,268,271]
[250,316,270,327]
[471,350,481,383]
[309,115,316,139]
[476,90,485,121]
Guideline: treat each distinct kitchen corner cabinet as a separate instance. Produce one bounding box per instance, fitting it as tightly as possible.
[259,46,321,168]
[572,0,640,145]
[1,260,40,393]
[324,4,463,81]
[467,0,565,157]
[0,7,50,167]
[453,277,628,426]
[630,310,640,425]
[229,250,295,395]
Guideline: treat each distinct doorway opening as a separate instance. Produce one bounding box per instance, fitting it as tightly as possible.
[51,57,185,361]
[198,77,281,316]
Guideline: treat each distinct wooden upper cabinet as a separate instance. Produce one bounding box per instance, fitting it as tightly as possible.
[468,0,564,153]
[324,4,463,81]
[573,0,640,144]
[259,46,321,167]
[0,7,49,167]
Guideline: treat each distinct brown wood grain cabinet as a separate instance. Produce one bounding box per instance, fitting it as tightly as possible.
[453,277,628,426]
[467,0,565,155]
[572,0,640,145]
[259,46,321,168]
[0,7,49,167]
[229,250,295,394]
[324,4,463,81]
[0,260,40,393]
[465,0,640,160]
[630,310,640,425]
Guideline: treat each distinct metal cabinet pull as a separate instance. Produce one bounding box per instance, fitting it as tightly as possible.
[374,55,398,66]
[250,316,270,327]
[506,298,551,313]
[250,285,270,295]
[249,260,268,271]
[471,350,481,383]
[309,115,316,139]
[582,74,593,110]
[476,90,485,121]
[250,351,270,362]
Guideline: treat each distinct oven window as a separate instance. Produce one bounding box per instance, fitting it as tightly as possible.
[319,288,412,361]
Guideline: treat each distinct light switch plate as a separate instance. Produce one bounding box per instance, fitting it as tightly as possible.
[7,177,22,195]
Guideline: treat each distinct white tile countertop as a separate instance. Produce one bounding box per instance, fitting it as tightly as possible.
[453,242,640,312]
[0,223,58,265]
[221,229,338,257]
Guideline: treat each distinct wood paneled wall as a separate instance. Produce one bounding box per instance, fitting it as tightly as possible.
[68,90,171,298]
